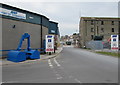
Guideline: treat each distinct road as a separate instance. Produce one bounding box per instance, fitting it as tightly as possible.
[2,46,118,83]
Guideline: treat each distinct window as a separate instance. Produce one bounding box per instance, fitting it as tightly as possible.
[101,28,104,32]
[97,26,99,34]
[91,35,94,40]
[91,20,94,25]
[101,21,104,25]
[97,21,99,24]
[111,21,114,25]
[102,35,104,39]
[112,28,114,32]
[91,28,94,32]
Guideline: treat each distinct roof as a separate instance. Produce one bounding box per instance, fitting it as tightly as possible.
[81,17,119,20]
[49,21,58,24]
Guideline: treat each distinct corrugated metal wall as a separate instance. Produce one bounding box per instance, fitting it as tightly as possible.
[1,4,50,57]
[86,41,103,50]
[26,13,41,25]
[1,4,42,25]
[49,21,58,35]
[42,16,49,28]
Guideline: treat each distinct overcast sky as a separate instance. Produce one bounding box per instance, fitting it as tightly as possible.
[1,0,119,36]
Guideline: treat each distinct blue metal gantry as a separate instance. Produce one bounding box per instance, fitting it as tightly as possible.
[7,33,40,62]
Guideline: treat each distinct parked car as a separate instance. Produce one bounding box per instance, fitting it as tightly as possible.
[66,41,72,45]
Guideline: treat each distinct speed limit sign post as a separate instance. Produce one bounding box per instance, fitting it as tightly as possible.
[111,35,119,51]
[45,35,54,55]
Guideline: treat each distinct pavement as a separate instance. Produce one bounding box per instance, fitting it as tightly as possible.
[2,45,118,83]
[82,48,119,54]
[99,49,119,53]
[0,47,63,66]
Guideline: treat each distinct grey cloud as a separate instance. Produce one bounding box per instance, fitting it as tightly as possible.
[1,2,118,36]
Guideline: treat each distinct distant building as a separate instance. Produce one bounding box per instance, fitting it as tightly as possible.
[72,33,80,47]
[60,35,73,45]
[79,17,119,48]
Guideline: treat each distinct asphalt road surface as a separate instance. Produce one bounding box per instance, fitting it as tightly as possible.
[2,46,118,83]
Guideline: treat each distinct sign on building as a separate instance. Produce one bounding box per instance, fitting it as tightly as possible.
[111,35,119,50]
[0,8,26,19]
[45,35,54,53]
[51,30,55,33]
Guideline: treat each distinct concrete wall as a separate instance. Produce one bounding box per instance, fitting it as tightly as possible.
[79,19,86,47]
[42,26,48,48]
[2,18,41,50]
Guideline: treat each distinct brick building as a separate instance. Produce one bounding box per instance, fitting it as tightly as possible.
[79,17,119,48]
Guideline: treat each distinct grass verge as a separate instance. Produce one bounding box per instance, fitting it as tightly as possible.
[96,51,120,58]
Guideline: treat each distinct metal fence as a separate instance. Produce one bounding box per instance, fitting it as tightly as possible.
[85,41,103,50]
[85,41,111,50]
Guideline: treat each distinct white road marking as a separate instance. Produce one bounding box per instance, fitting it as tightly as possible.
[74,78,82,83]
[48,59,50,63]
[53,69,63,80]
[54,58,61,67]
[56,74,63,79]
[48,59,63,79]
[48,59,53,68]
[48,59,81,83]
